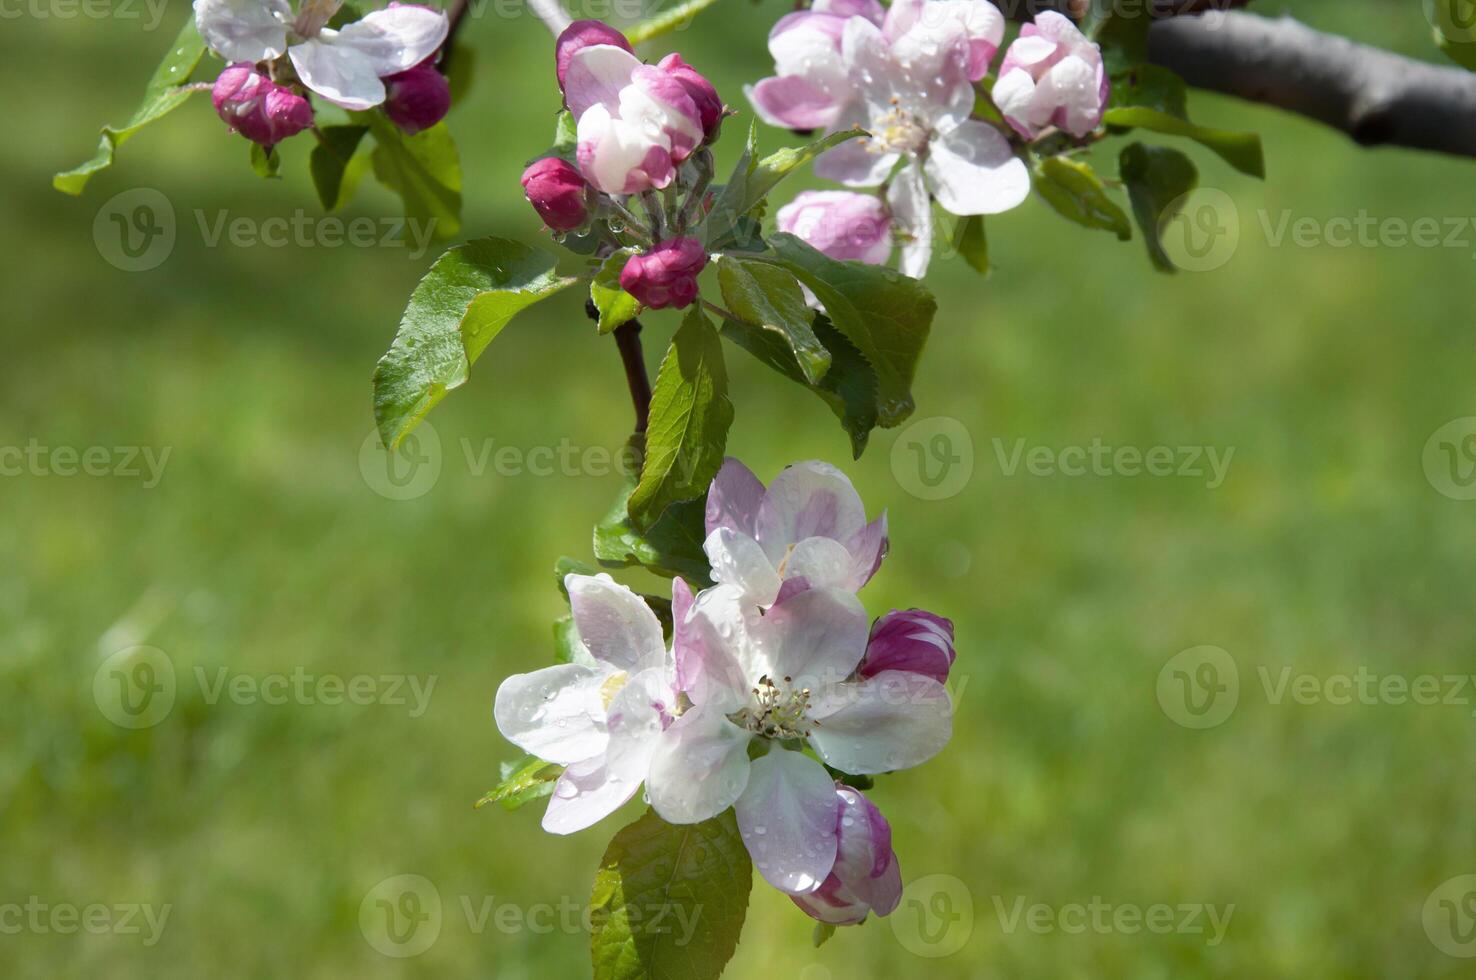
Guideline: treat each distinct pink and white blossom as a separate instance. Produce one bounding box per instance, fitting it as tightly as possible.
[563,37,706,194]
[791,785,903,924]
[860,608,955,683]
[619,237,708,310]
[704,458,888,609]
[493,574,678,835]
[383,62,451,134]
[993,11,1110,140]
[776,191,892,266]
[211,63,314,147]
[521,156,593,232]
[192,0,448,111]
[646,582,952,893]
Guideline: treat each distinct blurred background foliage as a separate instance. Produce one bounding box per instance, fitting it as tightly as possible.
[4,0,1476,976]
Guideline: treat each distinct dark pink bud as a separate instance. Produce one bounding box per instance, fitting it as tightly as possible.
[520,157,591,232]
[859,609,955,683]
[212,64,313,149]
[556,19,633,91]
[657,53,723,141]
[619,238,708,310]
[792,786,902,926]
[383,65,451,135]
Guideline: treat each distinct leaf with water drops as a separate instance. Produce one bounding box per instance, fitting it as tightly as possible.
[590,808,752,980]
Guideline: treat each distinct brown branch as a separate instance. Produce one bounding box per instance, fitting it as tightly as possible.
[587,299,653,433]
[1148,12,1476,159]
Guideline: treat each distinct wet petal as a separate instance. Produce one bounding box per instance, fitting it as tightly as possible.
[755,460,869,561]
[809,670,953,774]
[923,118,1030,216]
[566,573,666,673]
[735,749,840,893]
[647,702,753,823]
[194,0,290,63]
[541,755,640,835]
[754,586,869,691]
[493,663,610,765]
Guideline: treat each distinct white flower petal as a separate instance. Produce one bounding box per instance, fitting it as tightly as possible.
[332,6,449,76]
[754,586,869,691]
[755,460,869,561]
[706,457,766,538]
[923,118,1030,216]
[705,528,783,608]
[193,0,290,63]
[289,37,386,110]
[493,663,611,765]
[566,573,667,673]
[809,670,953,774]
[564,43,643,120]
[887,163,933,279]
[782,536,855,592]
[541,755,640,835]
[680,584,759,712]
[735,749,840,894]
[647,702,753,824]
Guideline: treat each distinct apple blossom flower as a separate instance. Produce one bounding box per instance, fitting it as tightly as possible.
[776,191,892,266]
[521,157,593,232]
[619,237,708,310]
[657,53,724,143]
[992,11,1110,140]
[703,458,888,609]
[563,36,705,194]
[211,63,314,147]
[860,609,955,683]
[192,0,448,111]
[791,785,903,925]
[555,18,634,93]
[383,63,451,134]
[647,582,953,893]
[493,574,678,835]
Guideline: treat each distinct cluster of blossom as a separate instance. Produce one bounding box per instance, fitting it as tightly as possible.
[193,0,453,149]
[494,460,958,926]
[520,21,724,310]
[751,0,1109,277]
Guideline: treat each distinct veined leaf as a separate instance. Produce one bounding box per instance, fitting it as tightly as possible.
[702,121,761,251]
[591,249,643,334]
[627,306,733,524]
[366,114,463,239]
[1120,143,1198,273]
[739,129,865,215]
[594,458,714,585]
[716,256,829,383]
[476,755,563,811]
[1103,106,1264,179]
[755,233,934,428]
[627,0,724,45]
[590,808,752,980]
[373,237,577,449]
[54,16,207,195]
[1034,156,1132,240]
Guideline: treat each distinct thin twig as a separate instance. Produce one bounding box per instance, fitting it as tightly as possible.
[586,299,653,433]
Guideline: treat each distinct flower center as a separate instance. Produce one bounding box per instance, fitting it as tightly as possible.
[731,675,814,739]
[861,101,930,156]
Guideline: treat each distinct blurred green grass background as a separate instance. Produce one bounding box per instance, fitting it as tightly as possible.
[5,0,1476,976]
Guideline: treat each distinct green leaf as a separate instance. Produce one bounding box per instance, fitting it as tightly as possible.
[591,250,643,334]
[813,922,837,947]
[54,16,207,195]
[590,808,752,980]
[555,556,601,598]
[953,214,989,276]
[249,143,281,179]
[595,468,714,585]
[627,0,724,45]
[628,306,733,525]
[1120,143,1198,273]
[530,110,580,166]
[1109,64,1189,119]
[373,237,577,449]
[553,614,597,666]
[1033,156,1132,240]
[1102,106,1264,179]
[702,121,761,250]
[720,313,879,458]
[366,114,463,239]
[476,755,564,811]
[1431,0,1476,70]
[310,125,369,211]
[740,129,865,215]
[756,233,934,428]
[716,256,829,384]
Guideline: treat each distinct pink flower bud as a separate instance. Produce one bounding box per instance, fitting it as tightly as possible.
[993,11,1110,140]
[657,53,723,142]
[619,238,708,310]
[211,63,314,148]
[556,19,634,92]
[776,191,892,265]
[792,786,902,926]
[859,609,955,683]
[520,157,592,232]
[383,64,451,134]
